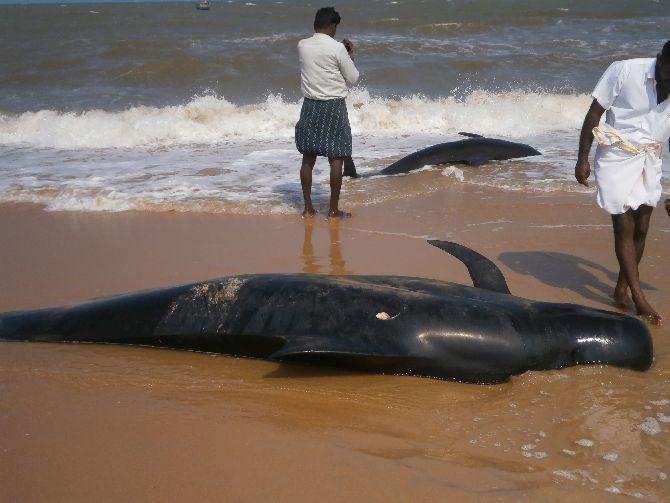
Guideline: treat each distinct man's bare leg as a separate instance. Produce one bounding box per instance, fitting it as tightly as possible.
[612,207,661,324]
[327,157,351,218]
[300,154,317,216]
[613,206,652,308]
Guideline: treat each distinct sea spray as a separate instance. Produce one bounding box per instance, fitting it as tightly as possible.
[0,89,590,150]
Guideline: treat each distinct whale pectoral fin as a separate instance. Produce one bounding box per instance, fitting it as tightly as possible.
[270,336,375,360]
[427,240,511,294]
[270,338,422,374]
[458,132,485,138]
[270,336,403,361]
[464,154,492,166]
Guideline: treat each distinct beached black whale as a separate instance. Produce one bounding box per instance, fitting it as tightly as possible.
[375,133,541,176]
[342,133,539,178]
[0,241,651,383]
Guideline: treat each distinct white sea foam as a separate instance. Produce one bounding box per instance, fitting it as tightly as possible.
[0,89,665,214]
[638,417,662,436]
[553,469,598,483]
[0,89,591,150]
[441,166,465,181]
[553,470,577,480]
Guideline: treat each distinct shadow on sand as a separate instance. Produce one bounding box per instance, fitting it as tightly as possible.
[498,251,655,306]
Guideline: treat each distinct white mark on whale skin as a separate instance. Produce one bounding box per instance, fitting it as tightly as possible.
[190,277,246,305]
[376,312,399,320]
[163,277,247,321]
[575,438,594,447]
[602,452,618,462]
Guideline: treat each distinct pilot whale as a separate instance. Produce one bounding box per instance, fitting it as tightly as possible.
[379,133,541,175]
[342,133,540,178]
[0,241,652,383]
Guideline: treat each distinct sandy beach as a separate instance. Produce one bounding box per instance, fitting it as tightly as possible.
[2,181,669,502]
[2,1,670,500]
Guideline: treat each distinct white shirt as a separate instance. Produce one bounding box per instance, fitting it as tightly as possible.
[592,58,670,145]
[298,33,359,101]
[591,58,670,214]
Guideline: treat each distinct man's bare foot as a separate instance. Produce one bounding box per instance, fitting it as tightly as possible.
[635,299,662,325]
[302,208,317,218]
[613,285,633,308]
[327,210,351,219]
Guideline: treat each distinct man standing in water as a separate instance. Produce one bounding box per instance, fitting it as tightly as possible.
[575,40,670,324]
[295,7,359,218]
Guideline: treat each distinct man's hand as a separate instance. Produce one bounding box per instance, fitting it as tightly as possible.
[665,198,670,217]
[575,158,591,187]
[574,100,604,188]
[342,39,354,58]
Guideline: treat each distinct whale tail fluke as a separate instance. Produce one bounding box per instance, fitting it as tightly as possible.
[428,240,511,294]
[458,132,485,138]
[343,157,358,178]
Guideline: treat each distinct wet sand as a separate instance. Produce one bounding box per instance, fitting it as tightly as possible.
[1,179,670,501]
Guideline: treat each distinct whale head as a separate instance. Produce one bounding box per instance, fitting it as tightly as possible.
[537,304,653,372]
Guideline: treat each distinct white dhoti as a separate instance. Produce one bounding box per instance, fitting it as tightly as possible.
[593,124,663,215]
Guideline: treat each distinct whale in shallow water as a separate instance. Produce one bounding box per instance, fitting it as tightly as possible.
[0,241,651,383]
[370,133,540,177]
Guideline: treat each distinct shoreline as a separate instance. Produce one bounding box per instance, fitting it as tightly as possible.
[2,184,670,501]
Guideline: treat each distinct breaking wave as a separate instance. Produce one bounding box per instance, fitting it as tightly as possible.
[0,88,591,149]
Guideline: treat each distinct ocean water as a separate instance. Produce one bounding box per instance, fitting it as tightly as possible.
[0,0,668,213]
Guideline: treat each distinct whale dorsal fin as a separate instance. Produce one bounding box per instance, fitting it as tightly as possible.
[428,240,511,294]
[458,132,485,138]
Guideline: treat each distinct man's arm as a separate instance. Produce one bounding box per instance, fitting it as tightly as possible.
[575,99,605,187]
[338,41,359,88]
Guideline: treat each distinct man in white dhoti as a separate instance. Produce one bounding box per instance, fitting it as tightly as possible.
[575,40,670,324]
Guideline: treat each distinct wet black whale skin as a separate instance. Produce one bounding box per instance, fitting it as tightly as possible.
[380,136,541,175]
[342,133,541,178]
[0,241,652,383]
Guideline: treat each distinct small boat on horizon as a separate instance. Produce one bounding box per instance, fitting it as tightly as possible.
[195,0,210,10]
